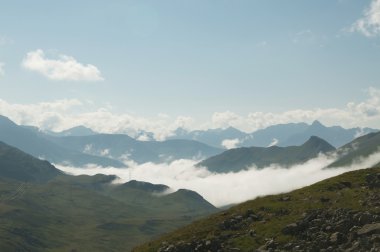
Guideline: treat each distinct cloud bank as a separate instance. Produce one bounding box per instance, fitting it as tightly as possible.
[56,150,380,207]
[222,138,240,149]
[0,87,379,140]
[351,0,380,37]
[268,138,279,147]
[22,49,104,81]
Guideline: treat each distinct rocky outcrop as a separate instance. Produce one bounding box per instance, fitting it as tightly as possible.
[277,208,380,252]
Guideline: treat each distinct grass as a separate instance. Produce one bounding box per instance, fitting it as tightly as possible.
[133,166,380,251]
[0,175,216,252]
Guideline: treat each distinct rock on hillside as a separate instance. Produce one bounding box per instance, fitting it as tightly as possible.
[133,168,380,252]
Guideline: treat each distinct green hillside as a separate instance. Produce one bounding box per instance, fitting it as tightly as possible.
[198,136,335,172]
[134,167,380,252]
[0,141,62,182]
[0,143,217,251]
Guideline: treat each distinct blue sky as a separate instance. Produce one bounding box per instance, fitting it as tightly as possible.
[0,0,380,137]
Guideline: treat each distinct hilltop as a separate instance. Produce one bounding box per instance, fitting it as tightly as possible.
[134,167,380,252]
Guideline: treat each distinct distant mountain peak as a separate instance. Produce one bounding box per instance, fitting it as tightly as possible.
[0,115,16,126]
[59,125,97,136]
[311,120,324,128]
[302,135,336,152]
[174,127,189,136]
[224,126,243,134]
[173,189,207,201]
[307,135,325,142]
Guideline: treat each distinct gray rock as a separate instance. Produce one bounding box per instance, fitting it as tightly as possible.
[357,223,380,236]
[282,223,299,235]
[330,232,344,244]
[249,229,256,237]
[358,212,375,225]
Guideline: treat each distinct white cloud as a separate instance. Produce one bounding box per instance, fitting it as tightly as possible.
[0,87,379,140]
[0,62,4,76]
[221,138,240,149]
[292,30,327,47]
[211,111,243,128]
[351,0,380,37]
[208,87,380,132]
[56,150,380,207]
[174,116,195,130]
[137,134,150,141]
[22,49,104,81]
[268,138,279,147]
[0,98,184,140]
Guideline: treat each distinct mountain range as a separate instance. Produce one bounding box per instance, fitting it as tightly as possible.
[27,119,377,151]
[0,115,222,167]
[47,134,222,164]
[168,120,377,149]
[3,113,380,173]
[0,115,124,167]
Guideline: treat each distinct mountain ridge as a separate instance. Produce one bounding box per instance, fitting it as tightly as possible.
[168,121,378,149]
[198,136,336,172]
[0,115,124,168]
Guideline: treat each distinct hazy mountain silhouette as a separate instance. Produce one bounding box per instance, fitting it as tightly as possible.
[0,115,124,167]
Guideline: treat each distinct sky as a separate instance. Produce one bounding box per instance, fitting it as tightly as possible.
[1,0,380,139]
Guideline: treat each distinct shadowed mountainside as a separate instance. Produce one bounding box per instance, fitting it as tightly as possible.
[0,115,124,167]
[198,136,336,173]
[329,131,380,168]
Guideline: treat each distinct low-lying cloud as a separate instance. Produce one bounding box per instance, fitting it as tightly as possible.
[22,49,104,81]
[268,138,279,147]
[221,138,240,149]
[56,151,380,207]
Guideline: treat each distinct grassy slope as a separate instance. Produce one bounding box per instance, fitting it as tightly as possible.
[0,141,62,182]
[0,143,217,251]
[0,175,217,252]
[134,167,380,251]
